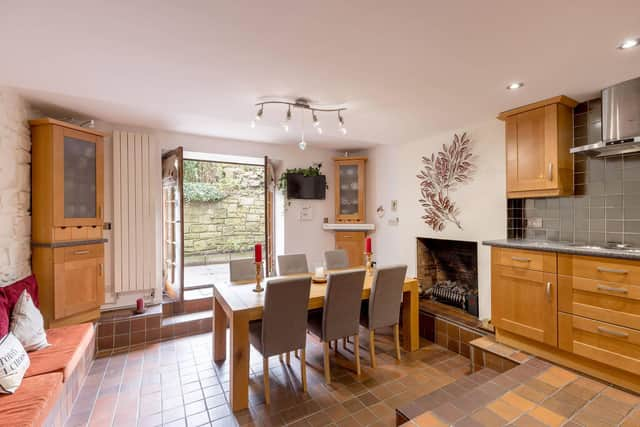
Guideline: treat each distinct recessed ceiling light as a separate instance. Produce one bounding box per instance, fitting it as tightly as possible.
[507,82,524,90]
[618,38,639,50]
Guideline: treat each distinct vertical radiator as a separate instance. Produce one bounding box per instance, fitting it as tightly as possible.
[112,131,160,292]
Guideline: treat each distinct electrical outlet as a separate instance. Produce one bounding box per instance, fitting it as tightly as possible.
[528,217,543,228]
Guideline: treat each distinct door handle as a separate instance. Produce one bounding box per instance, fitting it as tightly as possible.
[73,250,90,255]
[548,162,553,180]
[596,284,628,294]
[597,326,629,338]
[546,282,552,302]
[597,266,629,275]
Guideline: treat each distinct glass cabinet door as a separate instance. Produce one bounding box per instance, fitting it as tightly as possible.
[339,164,360,215]
[64,136,97,219]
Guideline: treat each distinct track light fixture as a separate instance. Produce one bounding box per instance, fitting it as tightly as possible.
[250,98,347,150]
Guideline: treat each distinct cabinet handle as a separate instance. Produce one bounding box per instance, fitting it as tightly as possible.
[99,263,103,276]
[73,250,90,255]
[548,162,553,181]
[511,256,531,262]
[597,266,628,275]
[546,282,552,302]
[597,326,629,338]
[597,284,628,294]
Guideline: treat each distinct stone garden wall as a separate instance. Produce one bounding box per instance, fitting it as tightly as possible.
[183,163,264,266]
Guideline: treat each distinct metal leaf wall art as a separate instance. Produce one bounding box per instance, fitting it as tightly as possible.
[417,133,475,231]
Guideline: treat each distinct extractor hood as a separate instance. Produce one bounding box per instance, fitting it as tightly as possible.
[571,76,640,157]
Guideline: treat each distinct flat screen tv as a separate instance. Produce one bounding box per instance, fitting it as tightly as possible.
[286,174,326,200]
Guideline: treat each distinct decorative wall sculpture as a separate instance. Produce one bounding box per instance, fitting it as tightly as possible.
[417,133,474,231]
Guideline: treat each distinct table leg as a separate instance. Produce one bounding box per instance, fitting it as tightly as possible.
[401,285,419,352]
[229,312,250,411]
[213,296,227,362]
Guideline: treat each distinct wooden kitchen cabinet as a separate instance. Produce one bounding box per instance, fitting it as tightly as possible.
[335,231,365,267]
[498,96,577,199]
[334,157,366,223]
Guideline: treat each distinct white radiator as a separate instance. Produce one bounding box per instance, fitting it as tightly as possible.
[112,131,160,293]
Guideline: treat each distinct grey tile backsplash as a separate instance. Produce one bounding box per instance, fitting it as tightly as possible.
[507,98,640,247]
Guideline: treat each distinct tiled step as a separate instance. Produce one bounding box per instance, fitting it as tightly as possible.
[160,310,212,340]
[470,335,533,373]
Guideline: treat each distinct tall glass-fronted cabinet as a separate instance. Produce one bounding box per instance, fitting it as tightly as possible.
[30,118,105,327]
[334,157,366,223]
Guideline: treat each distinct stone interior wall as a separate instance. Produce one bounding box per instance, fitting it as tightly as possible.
[0,89,32,285]
[184,163,265,265]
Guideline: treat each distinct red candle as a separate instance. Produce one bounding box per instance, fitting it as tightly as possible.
[136,298,144,313]
[365,237,372,254]
[254,243,262,263]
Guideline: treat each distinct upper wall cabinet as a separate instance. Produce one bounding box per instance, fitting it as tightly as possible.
[498,96,577,199]
[334,157,367,223]
[30,118,105,242]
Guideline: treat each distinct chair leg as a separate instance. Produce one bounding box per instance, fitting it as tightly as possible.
[354,334,361,376]
[300,348,307,393]
[394,323,401,361]
[279,353,283,362]
[263,357,270,405]
[286,351,290,365]
[369,329,376,368]
[323,341,331,384]
[343,337,348,350]
[295,349,300,359]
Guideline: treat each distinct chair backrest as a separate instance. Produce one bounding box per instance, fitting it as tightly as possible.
[368,265,408,330]
[324,249,350,270]
[322,269,366,341]
[229,258,261,282]
[277,254,309,276]
[261,276,312,357]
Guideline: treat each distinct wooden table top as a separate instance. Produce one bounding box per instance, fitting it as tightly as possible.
[213,272,418,321]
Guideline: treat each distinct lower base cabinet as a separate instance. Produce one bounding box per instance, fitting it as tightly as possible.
[335,231,365,267]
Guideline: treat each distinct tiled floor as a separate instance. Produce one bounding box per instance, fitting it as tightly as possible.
[67,328,467,427]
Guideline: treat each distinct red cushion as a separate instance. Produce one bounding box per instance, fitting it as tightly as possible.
[0,275,39,338]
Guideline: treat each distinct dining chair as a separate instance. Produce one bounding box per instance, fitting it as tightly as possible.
[229,258,262,282]
[324,249,350,270]
[277,253,309,275]
[307,269,366,384]
[360,264,408,368]
[248,276,312,405]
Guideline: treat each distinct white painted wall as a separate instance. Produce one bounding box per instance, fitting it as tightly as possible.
[366,119,507,319]
[0,88,34,285]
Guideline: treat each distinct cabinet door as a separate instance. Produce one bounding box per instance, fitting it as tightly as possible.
[53,126,104,226]
[506,105,557,193]
[335,159,365,222]
[492,265,558,346]
[335,231,365,267]
[53,252,104,319]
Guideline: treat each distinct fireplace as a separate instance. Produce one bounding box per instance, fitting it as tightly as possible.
[416,237,479,317]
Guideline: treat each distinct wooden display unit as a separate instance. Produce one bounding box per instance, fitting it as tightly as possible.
[498,96,577,199]
[30,118,106,327]
[333,157,367,267]
[491,246,640,393]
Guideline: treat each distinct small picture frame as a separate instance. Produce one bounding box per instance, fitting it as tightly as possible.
[391,200,398,211]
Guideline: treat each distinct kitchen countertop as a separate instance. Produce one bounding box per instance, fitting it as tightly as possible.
[482,239,640,261]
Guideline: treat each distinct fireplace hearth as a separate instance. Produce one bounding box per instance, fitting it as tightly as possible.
[417,237,478,317]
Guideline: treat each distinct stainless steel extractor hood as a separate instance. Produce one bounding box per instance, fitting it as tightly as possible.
[571,76,640,157]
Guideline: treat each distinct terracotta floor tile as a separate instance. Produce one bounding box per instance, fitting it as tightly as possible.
[413,411,447,427]
[527,406,566,427]
[621,408,640,427]
[602,386,640,406]
[500,392,535,412]
[536,366,577,388]
[487,399,522,422]
[510,414,547,427]
[470,407,507,427]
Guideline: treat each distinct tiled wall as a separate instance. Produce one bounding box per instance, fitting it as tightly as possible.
[507,99,640,246]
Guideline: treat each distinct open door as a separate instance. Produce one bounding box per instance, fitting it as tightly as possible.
[162,147,184,307]
[265,156,275,276]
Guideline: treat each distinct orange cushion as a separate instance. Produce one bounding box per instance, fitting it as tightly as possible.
[0,372,63,427]
[25,323,94,381]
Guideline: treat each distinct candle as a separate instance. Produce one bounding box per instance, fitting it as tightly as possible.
[315,266,325,277]
[136,298,144,313]
[365,237,372,254]
[254,243,262,263]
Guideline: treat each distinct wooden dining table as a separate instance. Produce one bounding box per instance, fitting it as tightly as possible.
[212,271,420,411]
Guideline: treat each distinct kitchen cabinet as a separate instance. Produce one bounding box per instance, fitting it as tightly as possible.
[335,231,365,267]
[334,157,366,223]
[498,96,577,199]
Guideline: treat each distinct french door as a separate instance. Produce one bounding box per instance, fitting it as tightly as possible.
[162,147,184,307]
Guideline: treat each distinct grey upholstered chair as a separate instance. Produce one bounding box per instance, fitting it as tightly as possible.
[360,264,408,367]
[324,249,350,270]
[277,253,309,276]
[229,258,262,282]
[249,276,312,404]
[307,269,366,383]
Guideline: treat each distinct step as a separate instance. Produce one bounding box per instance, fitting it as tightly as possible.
[160,310,212,339]
[470,335,533,373]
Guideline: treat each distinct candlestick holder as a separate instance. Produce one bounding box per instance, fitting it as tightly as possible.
[253,261,264,293]
[365,252,373,275]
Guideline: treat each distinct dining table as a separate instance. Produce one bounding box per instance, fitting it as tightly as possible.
[212,271,420,411]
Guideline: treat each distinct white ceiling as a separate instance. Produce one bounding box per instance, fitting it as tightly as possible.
[1,1,639,149]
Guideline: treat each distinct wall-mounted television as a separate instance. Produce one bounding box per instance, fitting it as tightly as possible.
[286,174,326,200]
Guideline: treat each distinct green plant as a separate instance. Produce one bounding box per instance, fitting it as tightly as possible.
[183,182,227,203]
[277,163,326,193]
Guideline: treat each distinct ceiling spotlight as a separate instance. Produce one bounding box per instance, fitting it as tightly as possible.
[507,82,524,90]
[281,105,292,132]
[250,120,256,128]
[316,127,323,135]
[338,112,347,135]
[312,110,320,127]
[618,38,639,50]
[298,139,307,150]
[255,104,264,121]
[282,122,289,132]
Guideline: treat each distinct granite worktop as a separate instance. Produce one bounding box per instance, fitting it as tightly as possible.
[483,239,640,261]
